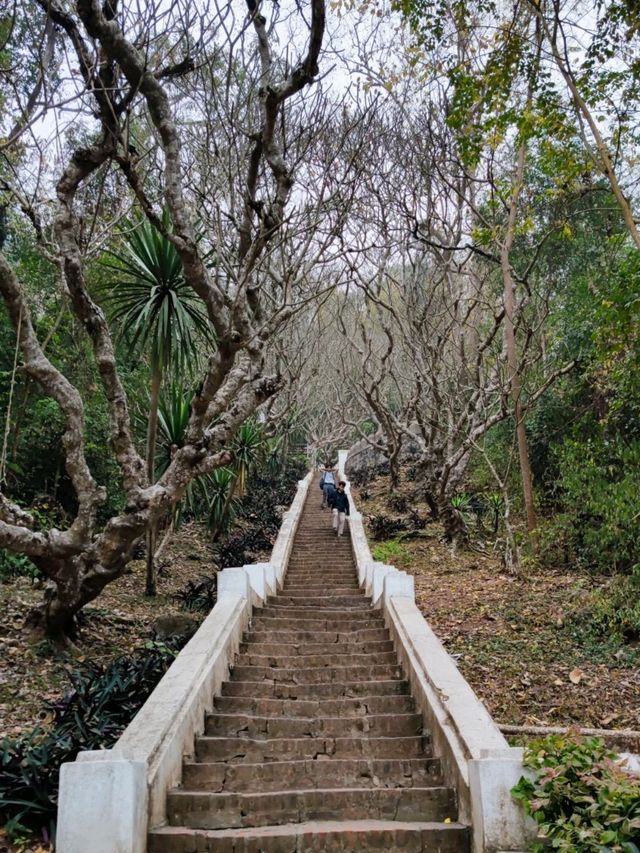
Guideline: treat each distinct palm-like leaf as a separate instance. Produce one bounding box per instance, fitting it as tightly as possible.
[232,419,265,497]
[264,436,283,476]
[101,211,214,372]
[204,467,239,535]
[157,382,192,474]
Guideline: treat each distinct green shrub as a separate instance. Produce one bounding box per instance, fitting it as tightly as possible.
[0,639,184,841]
[368,514,407,540]
[217,527,272,569]
[388,494,408,513]
[512,730,640,852]
[0,549,41,583]
[545,436,640,574]
[371,538,412,567]
[568,570,640,652]
[173,576,217,612]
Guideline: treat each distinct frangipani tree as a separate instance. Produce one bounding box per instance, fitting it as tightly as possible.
[0,0,329,641]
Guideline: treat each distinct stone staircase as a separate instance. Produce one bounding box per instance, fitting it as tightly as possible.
[149,486,470,852]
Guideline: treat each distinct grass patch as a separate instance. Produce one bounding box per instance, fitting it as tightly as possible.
[371,538,412,568]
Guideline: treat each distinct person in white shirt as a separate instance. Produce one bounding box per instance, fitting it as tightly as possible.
[319,463,336,509]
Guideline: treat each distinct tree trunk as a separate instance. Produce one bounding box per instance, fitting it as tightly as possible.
[440,501,468,547]
[501,140,538,551]
[145,367,162,596]
[388,442,401,490]
[31,553,127,644]
[424,490,439,520]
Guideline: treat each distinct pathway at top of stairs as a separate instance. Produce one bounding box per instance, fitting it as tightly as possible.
[149,480,470,852]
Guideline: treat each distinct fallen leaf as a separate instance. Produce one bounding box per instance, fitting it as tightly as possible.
[569,667,584,684]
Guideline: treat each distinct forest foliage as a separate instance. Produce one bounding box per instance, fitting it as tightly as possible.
[0,0,639,844]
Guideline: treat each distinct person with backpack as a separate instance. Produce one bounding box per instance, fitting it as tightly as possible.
[328,480,350,536]
[319,463,336,509]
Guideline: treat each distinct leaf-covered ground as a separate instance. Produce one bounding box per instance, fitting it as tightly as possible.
[353,474,640,733]
[0,522,218,742]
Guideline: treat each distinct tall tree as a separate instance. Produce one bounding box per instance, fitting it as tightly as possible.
[0,0,327,641]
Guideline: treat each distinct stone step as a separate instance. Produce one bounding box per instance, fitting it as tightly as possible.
[285,560,356,565]
[254,606,376,620]
[284,570,358,576]
[182,756,442,791]
[287,560,356,564]
[213,694,415,718]
[286,557,355,563]
[205,712,423,739]
[280,586,361,596]
[166,786,456,830]
[267,595,369,608]
[259,596,370,607]
[285,564,355,571]
[239,640,394,656]
[194,734,431,763]
[281,588,360,596]
[282,582,359,588]
[250,616,384,631]
[234,651,398,669]
[288,537,352,542]
[289,548,353,556]
[149,820,470,853]
[244,628,390,645]
[283,569,358,587]
[252,609,382,624]
[288,538,352,543]
[221,679,410,699]
[230,663,402,683]
[283,579,358,586]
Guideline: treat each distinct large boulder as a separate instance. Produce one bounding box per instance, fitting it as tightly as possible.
[344,426,422,480]
[151,614,199,641]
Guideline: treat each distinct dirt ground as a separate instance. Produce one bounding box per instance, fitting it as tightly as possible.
[353,474,640,732]
[0,522,218,740]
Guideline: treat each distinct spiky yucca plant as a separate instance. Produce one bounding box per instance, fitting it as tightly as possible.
[101,213,214,595]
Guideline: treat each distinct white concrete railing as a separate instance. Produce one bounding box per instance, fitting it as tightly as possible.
[338,448,533,853]
[56,471,314,853]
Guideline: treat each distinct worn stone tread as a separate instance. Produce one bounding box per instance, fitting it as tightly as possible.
[182,756,443,791]
[194,734,432,762]
[244,628,391,644]
[238,640,395,656]
[149,819,470,853]
[212,694,415,717]
[166,785,456,829]
[229,664,403,683]
[220,679,411,699]
[234,651,399,668]
[205,711,423,738]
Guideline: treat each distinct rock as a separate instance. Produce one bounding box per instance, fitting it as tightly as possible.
[344,426,422,480]
[152,614,198,641]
